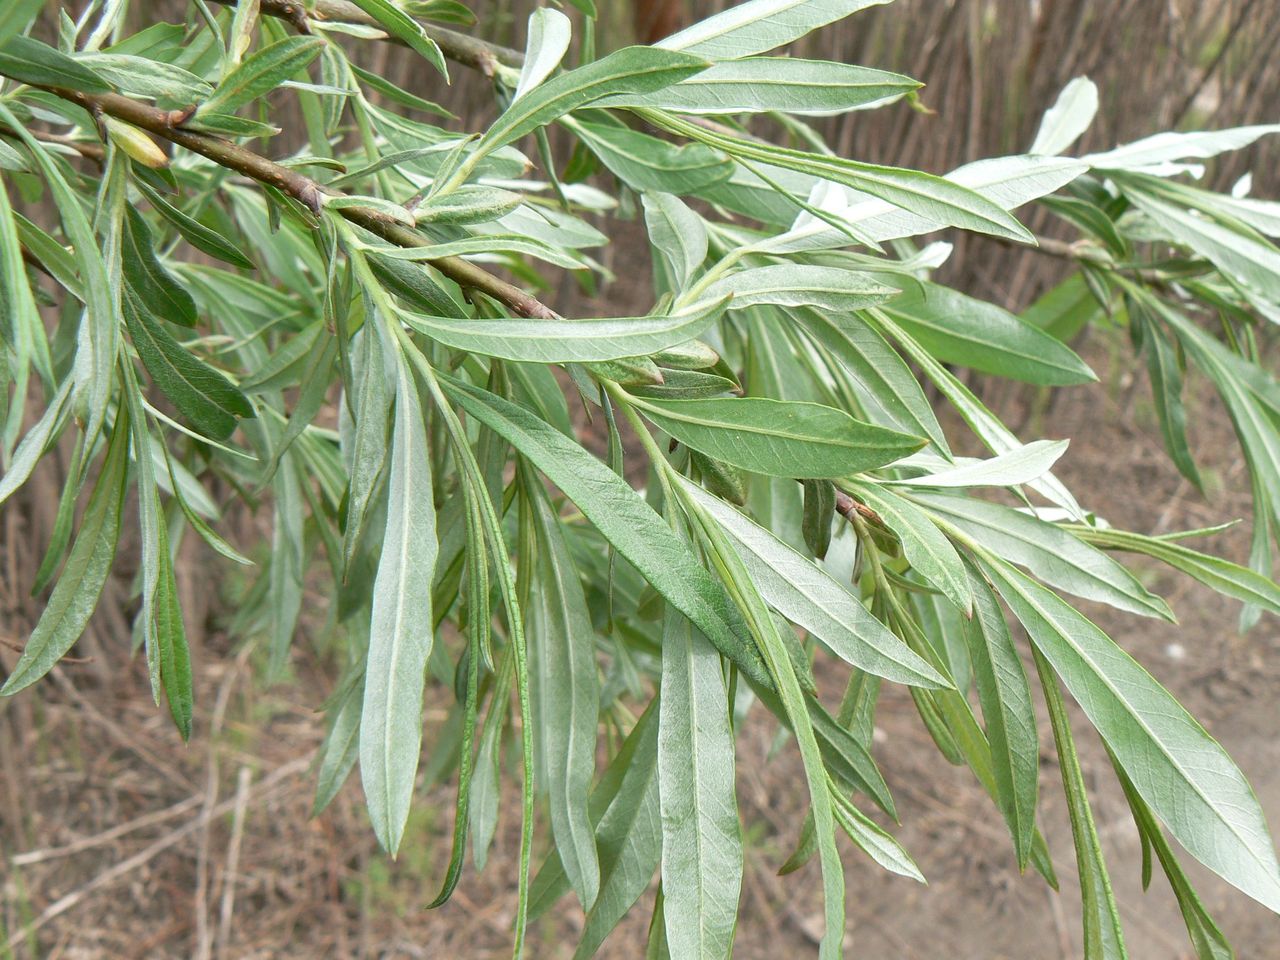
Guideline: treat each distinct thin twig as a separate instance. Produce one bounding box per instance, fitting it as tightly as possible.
[203,0,523,72]
[11,82,558,321]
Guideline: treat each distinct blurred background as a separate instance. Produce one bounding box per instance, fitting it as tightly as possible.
[2,2,1279,957]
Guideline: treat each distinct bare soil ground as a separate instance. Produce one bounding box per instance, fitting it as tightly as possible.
[2,339,1278,959]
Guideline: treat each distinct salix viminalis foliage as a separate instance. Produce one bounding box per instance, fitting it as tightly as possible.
[1,0,1278,956]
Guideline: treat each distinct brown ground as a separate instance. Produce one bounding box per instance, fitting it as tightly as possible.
[1,334,1278,959]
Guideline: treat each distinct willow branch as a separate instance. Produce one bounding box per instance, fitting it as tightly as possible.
[20,83,555,320]
[203,0,524,74]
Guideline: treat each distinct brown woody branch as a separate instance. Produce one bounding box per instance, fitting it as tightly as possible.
[203,0,524,75]
[19,84,555,320]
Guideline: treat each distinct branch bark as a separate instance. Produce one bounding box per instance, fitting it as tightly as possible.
[15,83,556,320]
[203,0,524,74]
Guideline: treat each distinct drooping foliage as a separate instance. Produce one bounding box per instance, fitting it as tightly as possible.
[1,2,1278,957]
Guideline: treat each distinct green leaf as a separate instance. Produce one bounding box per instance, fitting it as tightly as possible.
[200,36,326,116]
[474,46,709,156]
[915,492,1175,620]
[513,7,571,101]
[882,282,1097,386]
[123,291,254,441]
[658,608,742,959]
[313,669,365,816]
[598,58,919,116]
[701,264,897,312]
[965,569,1037,869]
[78,53,212,102]
[678,477,946,688]
[890,440,1068,489]
[631,394,922,479]
[1,409,129,696]
[845,482,973,615]
[1083,125,1280,173]
[657,0,892,59]
[1071,526,1280,617]
[789,307,949,452]
[1134,308,1202,488]
[985,557,1280,914]
[123,206,198,328]
[360,348,439,854]
[574,707,663,960]
[527,482,601,910]
[643,192,708,290]
[134,181,256,269]
[659,114,1035,243]
[1029,77,1099,156]
[413,185,524,224]
[0,0,43,48]
[154,519,193,739]
[1120,178,1280,306]
[442,375,769,687]
[400,296,729,364]
[829,786,924,881]
[687,500,847,960]
[1034,650,1129,960]
[802,479,835,560]
[570,118,732,194]
[349,0,447,78]
[1,103,117,448]
[0,35,112,92]
[1111,756,1235,960]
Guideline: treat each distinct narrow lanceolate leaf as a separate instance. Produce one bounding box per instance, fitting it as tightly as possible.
[882,282,1096,386]
[659,114,1034,242]
[343,325,394,576]
[657,0,892,59]
[573,707,663,960]
[1,410,129,696]
[477,46,709,155]
[442,376,769,687]
[631,394,923,479]
[700,264,897,312]
[400,297,728,364]
[200,36,325,116]
[965,570,1037,869]
[135,181,255,269]
[1072,526,1280,617]
[846,482,973,615]
[1,104,116,446]
[598,58,919,116]
[1111,757,1235,960]
[123,207,197,327]
[658,609,742,960]
[123,293,254,441]
[570,119,732,194]
[514,7,572,101]
[0,0,44,48]
[1029,77,1099,156]
[643,192,708,289]
[0,35,111,92]
[915,492,1174,620]
[360,351,439,854]
[349,0,447,77]
[891,440,1068,489]
[679,477,946,688]
[985,557,1280,914]
[790,308,949,452]
[154,521,193,740]
[527,486,601,910]
[1035,650,1129,960]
